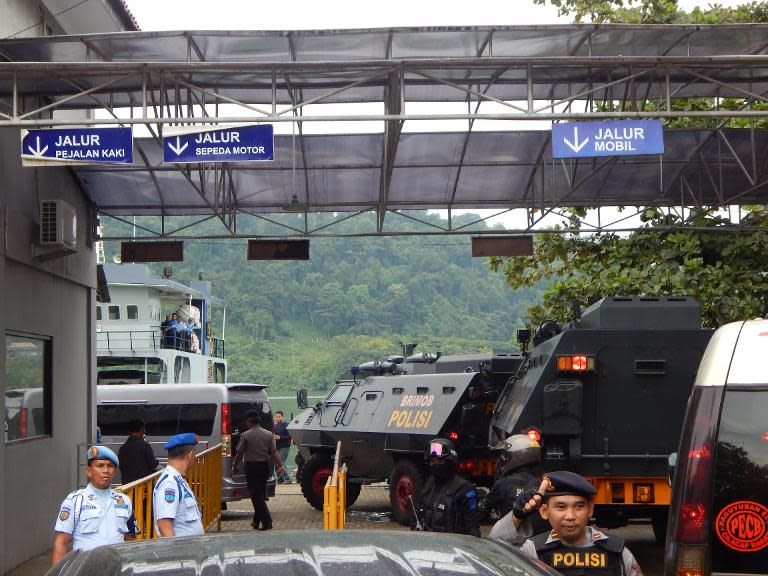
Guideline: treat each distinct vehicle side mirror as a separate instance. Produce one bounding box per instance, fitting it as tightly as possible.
[667,452,677,486]
[297,388,308,409]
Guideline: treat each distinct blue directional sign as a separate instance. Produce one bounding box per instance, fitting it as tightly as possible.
[21,127,133,164]
[552,120,664,159]
[163,124,274,163]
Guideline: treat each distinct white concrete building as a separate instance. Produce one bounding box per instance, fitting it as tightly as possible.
[0,2,138,572]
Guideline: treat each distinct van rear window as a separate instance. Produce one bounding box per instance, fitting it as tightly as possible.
[98,403,217,437]
[711,389,768,571]
[230,401,272,433]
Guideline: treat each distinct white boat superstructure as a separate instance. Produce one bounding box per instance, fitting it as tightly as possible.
[96,263,227,384]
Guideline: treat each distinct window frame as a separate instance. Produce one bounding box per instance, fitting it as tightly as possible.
[4,330,53,443]
[126,305,139,320]
[108,305,121,320]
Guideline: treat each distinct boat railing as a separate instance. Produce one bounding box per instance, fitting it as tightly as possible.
[97,327,226,358]
[212,337,225,358]
[97,329,164,352]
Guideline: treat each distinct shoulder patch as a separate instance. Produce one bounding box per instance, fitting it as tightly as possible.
[59,508,70,521]
[164,488,176,503]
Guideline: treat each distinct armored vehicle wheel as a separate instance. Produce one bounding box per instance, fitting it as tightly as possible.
[389,459,425,526]
[651,509,668,544]
[299,453,363,510]
[300,453,334,510]
[346,482,362,507]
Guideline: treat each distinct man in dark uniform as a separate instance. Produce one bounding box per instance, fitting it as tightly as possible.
[231,411,286,531]
[490,471,643,576]
[414,437,481,537]
[118,419,159,484]
[482,434,544,524]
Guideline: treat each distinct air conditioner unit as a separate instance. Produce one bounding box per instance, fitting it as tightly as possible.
[39,199,77,250]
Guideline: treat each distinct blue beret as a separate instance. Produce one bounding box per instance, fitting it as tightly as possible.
[164,433,198,450]
[545,471,597,498]
[86,445,119,467]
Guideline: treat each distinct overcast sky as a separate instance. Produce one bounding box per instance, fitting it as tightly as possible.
[126,0,747,30]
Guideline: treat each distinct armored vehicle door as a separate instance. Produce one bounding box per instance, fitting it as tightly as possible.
[347,390,384,476]
[589,339,704,465]
[319,383,354,427]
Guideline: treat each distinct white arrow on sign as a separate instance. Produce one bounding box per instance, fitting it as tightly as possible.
[27,136,49,157]
[167,136,189,156]
[563,126,589,153]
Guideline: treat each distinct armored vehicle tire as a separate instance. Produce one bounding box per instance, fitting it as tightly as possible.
[651,508,668,544]
[299,453,362,510]
[389,459,425,526]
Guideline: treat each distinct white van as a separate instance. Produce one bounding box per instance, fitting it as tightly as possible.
[97,383,275,502]
[665,319,768,576]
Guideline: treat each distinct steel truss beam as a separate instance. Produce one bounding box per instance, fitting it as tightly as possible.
[2,53,768,239]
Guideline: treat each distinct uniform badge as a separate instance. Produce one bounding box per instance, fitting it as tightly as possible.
[164,488,176,503]
[89,446,99,458]
[116,496,124,505]
[59,508,70,521]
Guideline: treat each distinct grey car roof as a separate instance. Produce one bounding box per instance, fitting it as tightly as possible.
[52,530,557,576]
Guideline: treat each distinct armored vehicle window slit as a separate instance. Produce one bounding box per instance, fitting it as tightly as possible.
[417,387,429,394]
[442,387,456,394]
[392,387,403,395]
[634,360,666,375]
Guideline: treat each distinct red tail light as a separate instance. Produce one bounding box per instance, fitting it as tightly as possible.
[221,403,230,436]
[665,385,724,576]
[556,354,595,374]
[20,408,27,436]
[666,386,723,576]
[448,431,459,441]
[526,428,541,442]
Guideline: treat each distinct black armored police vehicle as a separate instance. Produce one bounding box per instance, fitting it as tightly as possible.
[289,296,713,536]
[490,296,713,541]
[289,351,523,524]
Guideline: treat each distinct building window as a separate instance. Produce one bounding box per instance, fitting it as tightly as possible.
[127,305,139,320]
[108,306,120,320]
[214,362,226,383]
[96,306,102,321]
[5,332,52,442]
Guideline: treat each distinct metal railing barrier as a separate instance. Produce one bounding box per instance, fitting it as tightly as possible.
[323,441,347,530]
[117,443,222,539]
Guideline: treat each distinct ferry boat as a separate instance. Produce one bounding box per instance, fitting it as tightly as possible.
[96,263,227,384]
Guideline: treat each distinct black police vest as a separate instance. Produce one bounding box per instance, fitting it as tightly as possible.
[531,531,625,576]
[423,475,470,533]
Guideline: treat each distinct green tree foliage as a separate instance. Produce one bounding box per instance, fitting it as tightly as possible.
[492,1,768,329]
[105,212,543,392]
[490,208,767,328]
[534,0,768,23]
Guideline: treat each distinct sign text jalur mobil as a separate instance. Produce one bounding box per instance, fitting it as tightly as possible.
[163,124,273,163]
[552,120,664,159]
[21,127,133,165]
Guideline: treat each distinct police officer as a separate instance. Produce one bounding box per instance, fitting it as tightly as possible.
[51,446,137,565]
[482,434,544,524]
[153,433,204,538]
[231,411,285,530]
[414,438,481,537]
[489,471,643,576]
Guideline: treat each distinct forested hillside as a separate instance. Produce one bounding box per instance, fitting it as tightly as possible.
[104,211,544,393]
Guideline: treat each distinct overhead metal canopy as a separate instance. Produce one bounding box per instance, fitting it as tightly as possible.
[1,25,767,238]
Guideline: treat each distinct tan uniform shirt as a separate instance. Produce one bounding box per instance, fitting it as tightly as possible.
[236,426,275,462]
